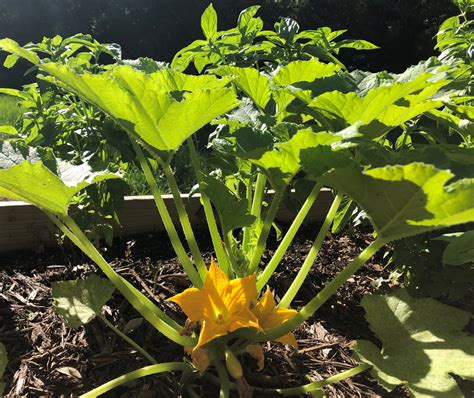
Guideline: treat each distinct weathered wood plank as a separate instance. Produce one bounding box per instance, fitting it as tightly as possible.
[0,190,333,253]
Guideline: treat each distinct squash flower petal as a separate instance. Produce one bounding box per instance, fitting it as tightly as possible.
[253,286,298,348]
[169,260,261,348]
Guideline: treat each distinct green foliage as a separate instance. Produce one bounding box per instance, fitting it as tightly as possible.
[0,160,118,215]
[354,289,474,397]
[0,94,21,125]
[389,231,474,300]
[52,274,115,328]
[172,5,377,73]
[314,163,474,241]
[200,174,255,234]
[0,3,472,397]
[441,230,474,265]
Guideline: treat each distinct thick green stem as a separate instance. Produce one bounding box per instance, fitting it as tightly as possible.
[132,141,202,288]
[279,193,343,308]
[99,315,157,365]
[241,171,254,253]
[248,189,284,274]
[274,364,370,395]
[80,362,191,398]
[248,190,283,274]
[246,238,386,342]
[214,360,230,398]
[250,173,266,219]
[224,231,239,276]
[49,214,196,347]
[257,183,323,292]
[206,363,370,395]
[162,163,208,281]
[187,139,230,275]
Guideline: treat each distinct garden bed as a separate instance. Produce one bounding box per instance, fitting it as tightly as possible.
[0,227,416,398]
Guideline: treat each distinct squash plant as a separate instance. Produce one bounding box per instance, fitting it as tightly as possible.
[1,4,473,397]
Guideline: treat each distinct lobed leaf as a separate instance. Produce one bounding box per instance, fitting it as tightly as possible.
[251,129,344,190]
[52,274,115,328]
[216,65,271,110]
[354,289,474,398]
[0,39,239,154]
[314,163,474,241]
[0,160,118,215]
[307,75,447,138]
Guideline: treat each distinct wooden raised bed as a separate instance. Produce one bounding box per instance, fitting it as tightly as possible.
[0,190,333,252]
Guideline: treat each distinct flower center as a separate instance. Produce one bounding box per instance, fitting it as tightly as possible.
[216,312,226,324]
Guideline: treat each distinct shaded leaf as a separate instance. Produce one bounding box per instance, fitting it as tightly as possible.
[354,289,474,398]
[52,274,115,328]
[200,175,255,234]
[252,129,343,190]
[442,230,474,265]
[316,163,474,240]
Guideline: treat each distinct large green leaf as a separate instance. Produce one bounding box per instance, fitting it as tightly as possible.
[52,274,115,328]
[0,343,6,396]
[0,39,239,153]
[307,75,447,138]
[150,68,231,93]
[315,163,474,241]
[272,59,341,116]
[272,59,341,86]
[216,66,271,110]
[0,161,117,215]
[353,289,474,398]
[251,129,344,190]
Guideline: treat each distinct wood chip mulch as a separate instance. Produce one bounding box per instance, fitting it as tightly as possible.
[0,228,438,397]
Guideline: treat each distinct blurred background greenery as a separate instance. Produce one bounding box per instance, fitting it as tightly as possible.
[0,0,456,88]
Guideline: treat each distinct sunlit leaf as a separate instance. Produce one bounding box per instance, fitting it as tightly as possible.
[307,75,447,138]
[0,161,118,215]
[332,39,379,51]
[272,59,341,116]
[251,129,343,190]
[0,39,239,154]
[201,3,218,40]
[354,289,474,398]
[216,66,271,110]
[52,274,115,328]
[0,126,18,135]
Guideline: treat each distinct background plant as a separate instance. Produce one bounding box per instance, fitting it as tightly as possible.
[0,3,473,397]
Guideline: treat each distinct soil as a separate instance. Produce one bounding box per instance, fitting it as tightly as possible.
[0,227,468,397]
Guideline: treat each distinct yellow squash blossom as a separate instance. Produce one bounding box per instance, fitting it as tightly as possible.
[253,286,298,348]
[169,260,261,348]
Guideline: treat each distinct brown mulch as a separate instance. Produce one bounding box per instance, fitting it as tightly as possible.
[0,228,436,397]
